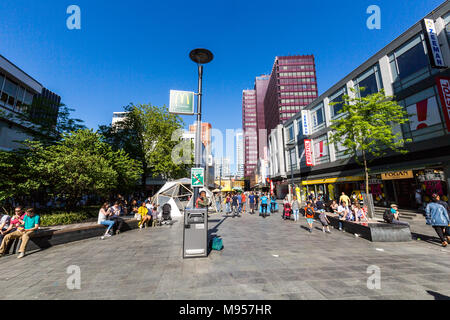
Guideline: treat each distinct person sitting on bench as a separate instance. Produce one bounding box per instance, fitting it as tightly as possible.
[0,208,40,259]
[384,204,409,226]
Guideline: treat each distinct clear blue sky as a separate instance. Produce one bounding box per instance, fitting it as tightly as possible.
[1,0,444,135]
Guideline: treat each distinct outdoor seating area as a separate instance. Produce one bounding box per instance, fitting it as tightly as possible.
[325,213,412,242]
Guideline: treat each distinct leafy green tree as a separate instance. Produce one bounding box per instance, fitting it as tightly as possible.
[11,129,142,208]
[328,88,411,195]
[99,104,189,186]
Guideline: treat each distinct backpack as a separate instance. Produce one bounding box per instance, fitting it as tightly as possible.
[383,208,393,223]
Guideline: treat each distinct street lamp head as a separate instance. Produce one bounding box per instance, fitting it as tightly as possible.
[190,48,214,64]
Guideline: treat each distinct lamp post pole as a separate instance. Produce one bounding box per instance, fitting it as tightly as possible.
[190,49,213,207]
[193,64,203,205]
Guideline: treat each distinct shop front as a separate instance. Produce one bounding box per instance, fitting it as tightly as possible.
[300,176,365,203]
[379,168,448,209]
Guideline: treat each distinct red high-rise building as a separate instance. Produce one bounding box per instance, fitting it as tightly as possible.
[264,55,318,132]
[242,89,258,177]
[255,75,270,160]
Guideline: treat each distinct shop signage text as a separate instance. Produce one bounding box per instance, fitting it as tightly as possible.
[422,19,446,69]
[304,139,313,167]
[302,110,310,136]
[381,170,414,180]
[169,90,195,115]
[436,76,450,133]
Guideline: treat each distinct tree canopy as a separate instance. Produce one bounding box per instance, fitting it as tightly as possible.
[328,88,411,194]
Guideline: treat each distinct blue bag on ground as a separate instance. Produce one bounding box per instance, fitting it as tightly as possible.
[212,237,223,251]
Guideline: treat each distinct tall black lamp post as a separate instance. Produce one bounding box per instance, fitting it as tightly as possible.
[190,49,214,205]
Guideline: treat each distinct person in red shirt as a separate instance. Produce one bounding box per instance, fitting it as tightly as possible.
[241,193,246,214]
[1,207,25,242]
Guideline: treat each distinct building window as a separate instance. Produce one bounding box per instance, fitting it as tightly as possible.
[313,135,330,165]
[288,147,297,170]
[389,34,433,92]
[286,125,295,142]
[354,64,382,97]
[329,87,347,119]
[311,103,325,131]
[444,12,450,46]
[400,86,446,143]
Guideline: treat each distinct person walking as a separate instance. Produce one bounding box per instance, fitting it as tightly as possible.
[249,192,256,214]
[241,192,246,214]
[291,196,300,222]
[319,211,331,233]
[426,194,450,247]
[225,193,232,215]
[305,202,315,233]
[215,192,222,213]
[231,193,239,218]
[270,195,277,214]
[237,193,243,217]
[260,193,269,218]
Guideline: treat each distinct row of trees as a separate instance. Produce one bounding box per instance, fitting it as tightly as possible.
[0,102,191,209]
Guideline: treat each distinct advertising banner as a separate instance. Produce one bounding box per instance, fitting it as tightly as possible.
[304,139,313,167]
[422,19,446,68]
[436,76,450,133]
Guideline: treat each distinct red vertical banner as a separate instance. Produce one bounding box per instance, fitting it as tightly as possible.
[436,76,450,133]
[304,139,314,167]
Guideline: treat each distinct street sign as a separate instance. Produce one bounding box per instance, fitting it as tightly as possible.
[169,90,195,115]
[191,168,205,187]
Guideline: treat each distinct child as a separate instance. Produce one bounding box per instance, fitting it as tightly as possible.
[305,202,315,233]
[319,211,331,233]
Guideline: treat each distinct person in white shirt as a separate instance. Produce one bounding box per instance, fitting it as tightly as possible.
[98,203,115,239]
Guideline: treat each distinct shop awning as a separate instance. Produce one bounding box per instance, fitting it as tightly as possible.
[301,176,364,186]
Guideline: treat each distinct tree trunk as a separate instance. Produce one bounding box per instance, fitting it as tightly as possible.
[362,150,369,195]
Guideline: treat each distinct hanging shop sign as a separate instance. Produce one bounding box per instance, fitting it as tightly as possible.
[381,170,414,180]
[436,76,450,133]
[304,139,314,166]
[301,110,310,136]
[417,169,445,182]
[422,19,446,69]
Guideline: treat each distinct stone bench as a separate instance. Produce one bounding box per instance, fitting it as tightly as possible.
[5,217,139,255]
[325,213,412,242]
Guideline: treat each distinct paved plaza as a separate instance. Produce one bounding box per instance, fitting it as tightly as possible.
[1,211,450,300]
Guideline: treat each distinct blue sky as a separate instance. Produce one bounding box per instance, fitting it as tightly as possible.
[0,0,444,137]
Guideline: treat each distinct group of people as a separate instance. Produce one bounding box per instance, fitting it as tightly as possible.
[98,196,172,239]
[0,207,41,259]
[216,192,278,218]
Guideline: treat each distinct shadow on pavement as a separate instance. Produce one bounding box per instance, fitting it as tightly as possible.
[427,290,450,300]
[207,216,228,256]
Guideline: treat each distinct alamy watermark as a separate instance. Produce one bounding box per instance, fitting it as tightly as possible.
[367,265,381,290]
[366,5,381,30]
[66,265,81,290]
[66,5,81,30]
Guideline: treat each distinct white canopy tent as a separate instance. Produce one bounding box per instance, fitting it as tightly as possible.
[152,178,219,215]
